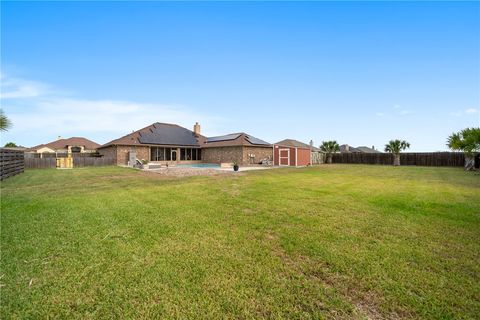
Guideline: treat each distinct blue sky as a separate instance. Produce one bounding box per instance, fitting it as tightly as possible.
[1,1,479,151]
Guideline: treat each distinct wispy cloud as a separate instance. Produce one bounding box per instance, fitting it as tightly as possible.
[375,105,413,118]
[0,73,49,99]
[6,98,221,136]
[450,108,479,117]
[399,109,413,116]
[449,111,463,117]
[1,74,225,143]
[465,108,478,114]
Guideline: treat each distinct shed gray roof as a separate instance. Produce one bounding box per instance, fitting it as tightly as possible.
[275,139,322,151]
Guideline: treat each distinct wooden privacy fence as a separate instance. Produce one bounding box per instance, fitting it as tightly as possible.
[73,157,116,167]
[24,152,103,158]
[331,152,465,167]
[25,157,116,169]
[0,148,25,180]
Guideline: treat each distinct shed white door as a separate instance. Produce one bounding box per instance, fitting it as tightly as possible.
[279,149,290,166]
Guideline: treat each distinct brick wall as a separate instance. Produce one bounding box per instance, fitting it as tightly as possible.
[97,146,117,163]
[202,146,244,165]
[242,146,273,165]
[100,145,273,166]
[116,145,150,165]
[202,146,273,166]
[99,145,150,165]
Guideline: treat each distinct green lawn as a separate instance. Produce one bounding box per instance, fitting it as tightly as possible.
[1,165,479,319]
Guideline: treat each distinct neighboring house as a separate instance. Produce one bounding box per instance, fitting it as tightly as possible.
[2,146,27,152]
[27,137,100,155]
[273,139,324,166]
[340,144,382,153]
[97,122,273,166]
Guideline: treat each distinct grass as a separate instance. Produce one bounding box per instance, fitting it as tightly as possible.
[1,165,479,319]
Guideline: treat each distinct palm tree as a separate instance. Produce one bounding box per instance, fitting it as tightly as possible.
[320,140,340,164]
[447,127,480,171]
[384,139,410,166]
[0,109,12,131]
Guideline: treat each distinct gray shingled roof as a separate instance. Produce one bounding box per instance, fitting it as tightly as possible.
[138,123,200,146]
[275,139,322,151]
[244,134,270,146]
[206,133,242,143]
[203,132,271,148]
[339,144,381,153]
[355,146,382,153]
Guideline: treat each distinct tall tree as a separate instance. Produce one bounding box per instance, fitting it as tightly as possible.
[384,139,410,166]
[0,109,12,131]
[4,142,18,148]
[447,127,480,171]
[320,141,340,164]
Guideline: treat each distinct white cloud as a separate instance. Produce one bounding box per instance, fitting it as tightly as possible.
[1,74,226,143]
[449,108,479,117]
[0,74,49,99]
[450,111,463,117]
[6,98,223,137]
[465,108,478,114]
[399,109,413,115]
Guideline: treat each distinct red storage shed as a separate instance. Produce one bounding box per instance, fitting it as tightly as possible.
[273,139,312,166]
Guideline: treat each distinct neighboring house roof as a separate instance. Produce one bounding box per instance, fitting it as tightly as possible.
[203,133,271,148]
[355,146,382,153]
[339,144,381,153]
[339,144,359,153]
[99,122,206,148]
[27,137,101,152]
[2,146,27,151]
[275,139,322,151]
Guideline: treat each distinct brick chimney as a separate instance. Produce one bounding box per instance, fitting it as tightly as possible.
[193,122,201,136]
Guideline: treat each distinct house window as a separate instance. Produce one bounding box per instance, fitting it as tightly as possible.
[151,147,168,161]
[71,146,81,153]
[179,148,201,161]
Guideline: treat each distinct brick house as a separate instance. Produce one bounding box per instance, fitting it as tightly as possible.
[97,122,273,166]
[27,137,100,155]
